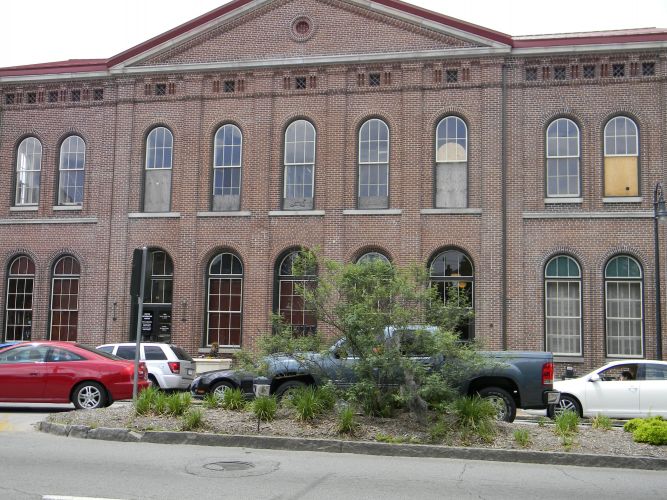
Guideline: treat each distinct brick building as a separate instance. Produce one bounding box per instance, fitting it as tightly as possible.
[1,0,666,371]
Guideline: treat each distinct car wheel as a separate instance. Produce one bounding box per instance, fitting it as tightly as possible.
[478,387,517,422]
[211,381,235,398]
[72,382,107,410]
[148,375,160,389]
[274,380,307,398]
[548,394,582,418]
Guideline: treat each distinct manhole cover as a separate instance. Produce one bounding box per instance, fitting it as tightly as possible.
[204,461,255,472]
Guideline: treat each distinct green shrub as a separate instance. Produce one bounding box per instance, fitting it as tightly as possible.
[349,381,396,417]
[452,395,497,441]
[337,405,358,435]
[166,392,191,416]
[554,409,579,436]
[428,417,451,443]
[628,417,667,445]
[624,418,644,433]
[134,386,158,415]
[181,408,204,431]
[253,396,277,422]
[316,383,337,413]
[591,414,612,431]
[202,392,223,409]
[153,391,169,415]
[222,388,246,411]
[513,429,532,448]
[289,386,320,421]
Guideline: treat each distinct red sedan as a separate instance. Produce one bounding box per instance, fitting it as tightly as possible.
[0,341,149,409]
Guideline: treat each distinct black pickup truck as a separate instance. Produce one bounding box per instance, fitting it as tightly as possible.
[191,335,559,422]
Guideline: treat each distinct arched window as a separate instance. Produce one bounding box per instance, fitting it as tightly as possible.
[604,116,639,197]
[605,255,643,357]
[356,251,390,265]
[429,249,474,340]
[58,135,86,205]
[544,255,582,355]
[275,250,317,333]
[144,127,173,212]
[283,120,316,210]
[213,124,242,211]
[5,256,35,341]
[15,137,42,206]
[358,118,389,209]
[207,253,243,347]
[435,116,467,208]
[546,118,580,198]
[50,256,80,341]
[136,250,174,343]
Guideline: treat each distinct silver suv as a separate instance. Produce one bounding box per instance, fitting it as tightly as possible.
[96,343,195,390]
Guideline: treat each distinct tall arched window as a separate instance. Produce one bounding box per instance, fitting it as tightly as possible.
[429,249,474,340]
[605,255,643,357]
[546,118,580,198]
[358,118,389,209]
[435,116,467,208]
[144,127,173,212]
[356,251,390,265]
[5,256,35,341]
[283,120,316,210]
[15,137,42,206]
[207,253,243,347]
[50,256,80,341]
[275,250,317,333]
[604,116,639,197]
[544,255,582,355]
[58,135,86,205]
[213,124,242,211]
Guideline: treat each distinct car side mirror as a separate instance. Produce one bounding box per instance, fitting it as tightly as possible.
[589,374,600,382]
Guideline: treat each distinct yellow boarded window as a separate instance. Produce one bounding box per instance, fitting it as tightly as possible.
[604,117,638,197]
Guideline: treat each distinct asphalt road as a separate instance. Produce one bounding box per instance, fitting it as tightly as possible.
[1,405,667,500]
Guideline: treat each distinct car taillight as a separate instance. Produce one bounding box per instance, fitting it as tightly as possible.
[168,361,180,374]
[542,362,554,386]
[139,362,148,380]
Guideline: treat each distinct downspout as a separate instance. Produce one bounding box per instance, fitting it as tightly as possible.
[501,63,508,350]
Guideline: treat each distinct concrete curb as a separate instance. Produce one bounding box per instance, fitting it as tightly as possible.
[36,421,667,471]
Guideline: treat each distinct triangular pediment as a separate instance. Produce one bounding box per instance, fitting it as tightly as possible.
[116,0,508,69]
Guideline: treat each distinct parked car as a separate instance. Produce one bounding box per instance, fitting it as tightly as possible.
[548,360,667,419]
[192,328,558,422]
[96,343,195,390]
[0,341,20,350]
[0,341,149,409]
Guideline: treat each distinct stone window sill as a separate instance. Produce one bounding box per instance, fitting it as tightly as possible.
[128,212,181,218]
[53,205,83,211]
[602,197,642,203]
[269,210,325,216]
[420,208,481,215]
[197,211,251,217]
[10,206,38,212]
[343,209,402,215]
[544,197,583,204]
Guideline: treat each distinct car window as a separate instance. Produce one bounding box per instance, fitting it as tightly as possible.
[170,346,193,361]
[116,346,136,360]
[97,346,114,354]
[397,330,434,357]
[47,347,85,362]
[74,343,124,361]
[644,364,667,380]
[145,345,168,360]
[598,364,638,381]
[0,345,49,363]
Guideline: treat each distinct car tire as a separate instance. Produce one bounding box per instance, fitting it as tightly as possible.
[548,394,582,418]
[72,381,107,410]
[148,375,160,389]
[274,380,307,398]
[211,381,235,398]
[478,386,517,422]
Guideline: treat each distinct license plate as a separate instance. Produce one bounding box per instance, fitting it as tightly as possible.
[187,369,194,376]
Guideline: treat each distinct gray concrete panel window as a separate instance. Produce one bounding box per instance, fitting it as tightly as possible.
[212,124,242,211]
[50,256,80,342]
[604,117,639,197]
[544,255,582,355]
[605,255,643,357]
[283,120,315,210]
[144,127,173,212]
[435,117,467,208]
[358,119,389,209]
[207,253,243,347]
[429,249,474,340]
[5,256,35,341]
[546,118,580,198]
[15,137,42,206]
[58,136,86,205]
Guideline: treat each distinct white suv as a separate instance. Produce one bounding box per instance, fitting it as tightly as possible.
[96,343,195,390]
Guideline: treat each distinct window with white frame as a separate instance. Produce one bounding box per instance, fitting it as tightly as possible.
[5,256,35,341]
[356,252,390,265]
[605,255,643,357]
[283,120,316,210]
[435,116,467,207]
[58,136,86,205]
[50,256,80,342]
[207,253,243,347]
[276,250,317,334]
[144,127,173,212]
[429,249,474,340]
[212,124,242,211]
[358,119,389,209]
[544,255,582,355]
[546,118,580,198]
[15,137,42,206]
[604,116,639,197]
